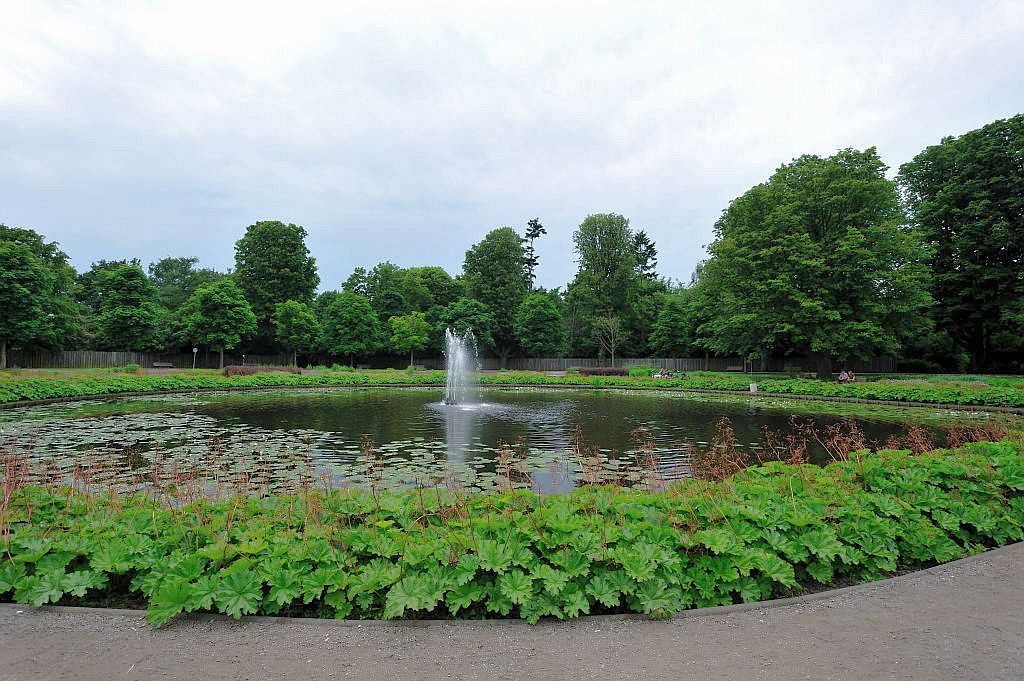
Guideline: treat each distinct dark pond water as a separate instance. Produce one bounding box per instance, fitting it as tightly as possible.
[0,387,943,493]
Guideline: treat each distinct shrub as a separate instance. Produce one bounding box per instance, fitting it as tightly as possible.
[628,366,659,377]
[330,364,355,372]
[223,365,302,377]
[1,368,1022,408]
[0,441,1021,626]
[118,364,141,374]
[578,367,628,376]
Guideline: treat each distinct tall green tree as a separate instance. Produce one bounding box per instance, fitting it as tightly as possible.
[570,214,637,313]
[0,225,84,362]
[435,297,497,352]
[78,259,141,315]
[0,242,50,368]
[179,279,257,368]
[404,266,461,309]
[514,293,565,357]
[273,300,321,366]
[523,218,547,291]
[898,114,1024,370]
[342,267,368,296]
[314,290,342,320]
[632,230,658,280]
[694,148,931,377]
[346,262,412,322]
[321,293,382,365]
[92,263,163,351]
[148,257,223,311]
[389,311,430,366]
[565,214,664,355]
[649,292,697,357]
[234,221,319,348]
[462,227,529,367]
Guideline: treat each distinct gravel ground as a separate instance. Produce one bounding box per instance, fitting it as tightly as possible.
[1,543,1022,681]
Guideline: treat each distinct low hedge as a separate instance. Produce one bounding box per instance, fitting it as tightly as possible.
[1,370,1022,407]
[0,370,447,404]
[222,365,302,377]
[481,372,1024,407]
[578,367,629,376]
[2,440,1022,626]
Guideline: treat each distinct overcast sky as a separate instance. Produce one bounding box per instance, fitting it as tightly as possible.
[2,1,1022,291]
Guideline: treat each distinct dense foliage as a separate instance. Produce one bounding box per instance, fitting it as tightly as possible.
[147,257,223,311]
[692,149,931,377]
[514,293,566,357]
[176,280,257,369]
[0,240,52,368]
[90,263,164,352]
[898,114,1024,371]
[0,226,83,364]
[2,116,1022,372]
[434,298,497,353]
[1,370,1022,407]
[234,221,319,347]
[388,312,431,366]
[272,301,321,367]
[462,227,530,366]
[564,213,666,357]
[1,441,1021,626]
[320,293,382,364]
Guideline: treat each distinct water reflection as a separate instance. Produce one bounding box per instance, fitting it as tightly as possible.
[440,403,478,465]
[0,387,947,493]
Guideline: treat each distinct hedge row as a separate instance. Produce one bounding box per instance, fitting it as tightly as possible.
[1,370,1022,407]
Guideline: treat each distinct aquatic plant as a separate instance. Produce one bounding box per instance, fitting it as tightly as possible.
[1,439,1021,627]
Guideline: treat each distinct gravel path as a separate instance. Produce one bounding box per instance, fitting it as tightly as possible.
[1,543,1022,681]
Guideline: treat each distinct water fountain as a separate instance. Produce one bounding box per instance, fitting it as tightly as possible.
[443,327,480,406]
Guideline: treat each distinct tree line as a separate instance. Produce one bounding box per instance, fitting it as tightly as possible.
[2,114,1021,372]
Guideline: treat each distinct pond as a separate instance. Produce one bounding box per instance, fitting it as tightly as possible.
[0,387,948,494]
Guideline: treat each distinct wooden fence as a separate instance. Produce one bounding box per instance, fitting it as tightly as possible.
[6,350,896,374]
[482,357,896,373]
[6,350,290,370]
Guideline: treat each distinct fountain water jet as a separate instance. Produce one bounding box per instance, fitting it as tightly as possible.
[443,328,480,406]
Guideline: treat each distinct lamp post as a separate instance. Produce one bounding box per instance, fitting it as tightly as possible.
[192,347,198,370]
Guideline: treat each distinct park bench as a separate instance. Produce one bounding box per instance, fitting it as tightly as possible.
[411,364,426,371]
[725,364,744,371]
[545,370,568,377]
[152,362,174,369]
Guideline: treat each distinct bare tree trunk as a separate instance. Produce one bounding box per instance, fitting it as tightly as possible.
[1,339,6,370]
[410,350,414,367]
[219,347,225,370]
[293,350,297,367]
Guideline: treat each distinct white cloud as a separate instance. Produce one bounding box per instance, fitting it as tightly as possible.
[1,0,1022,288]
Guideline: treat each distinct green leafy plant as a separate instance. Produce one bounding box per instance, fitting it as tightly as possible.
[0,440,1021,627]
[2,370,1022,407]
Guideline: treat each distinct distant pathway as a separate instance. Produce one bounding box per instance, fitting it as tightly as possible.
[1,543,1021,681]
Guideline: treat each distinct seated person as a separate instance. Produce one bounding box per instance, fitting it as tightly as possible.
[838,370,850,383]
